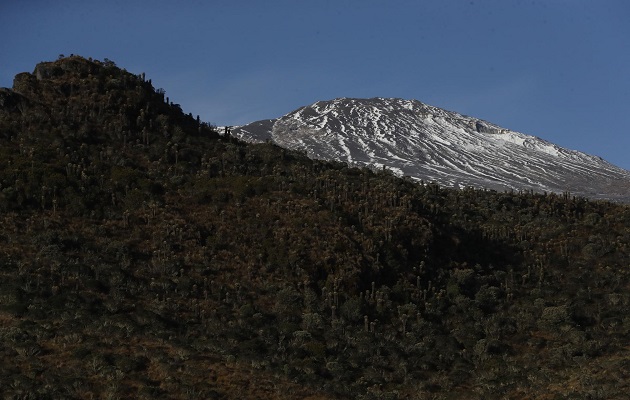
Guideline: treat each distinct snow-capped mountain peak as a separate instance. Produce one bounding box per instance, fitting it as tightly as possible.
[234,97,630,202]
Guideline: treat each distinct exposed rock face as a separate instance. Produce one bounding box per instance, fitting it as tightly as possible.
[33,63,63,81]
[32,57,103,83]
[11,72,38,96]
[0,88,27,113]
[475,121,503,134]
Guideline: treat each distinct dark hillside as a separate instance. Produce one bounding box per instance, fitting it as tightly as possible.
[1,55,629,399]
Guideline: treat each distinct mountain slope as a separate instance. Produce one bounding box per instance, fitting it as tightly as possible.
[234,97,630,201]
[2,56,630,399]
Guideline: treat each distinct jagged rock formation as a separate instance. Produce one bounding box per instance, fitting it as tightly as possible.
[235,97,630,202]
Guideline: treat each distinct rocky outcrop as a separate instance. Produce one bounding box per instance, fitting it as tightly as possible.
[11,72,38,96]
[0,88,28,113]
[33,63,64,81]
[33,56,101,81]
[475,121,499,134]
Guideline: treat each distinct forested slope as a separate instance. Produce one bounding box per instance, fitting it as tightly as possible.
[1,56,629,399]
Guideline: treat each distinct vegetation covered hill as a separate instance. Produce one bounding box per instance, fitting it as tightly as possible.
[1,55,629,399]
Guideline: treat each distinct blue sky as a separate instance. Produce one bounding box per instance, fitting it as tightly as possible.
[2,1,629,169]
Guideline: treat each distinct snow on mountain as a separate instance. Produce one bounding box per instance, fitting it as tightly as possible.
[233,97,630,202]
